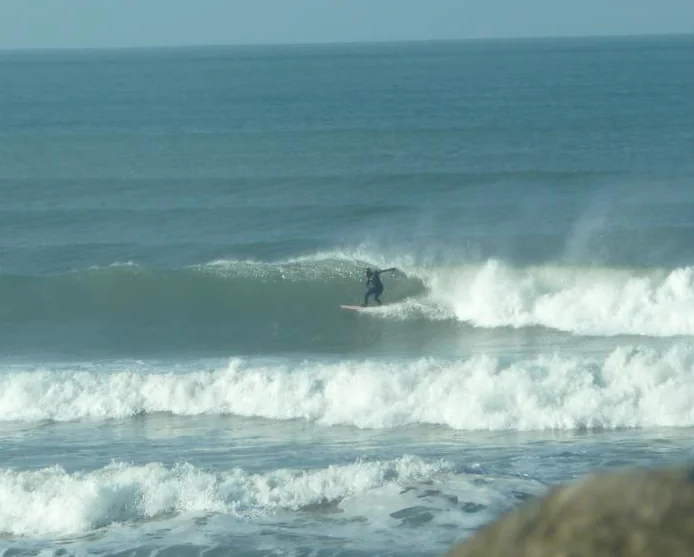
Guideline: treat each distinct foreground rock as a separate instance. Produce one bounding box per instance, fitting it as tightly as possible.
[446,465,694,557]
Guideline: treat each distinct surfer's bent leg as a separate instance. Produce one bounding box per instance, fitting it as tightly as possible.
[364,286,377,306]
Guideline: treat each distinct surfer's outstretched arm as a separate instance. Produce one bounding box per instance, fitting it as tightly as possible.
[380,267,397,273]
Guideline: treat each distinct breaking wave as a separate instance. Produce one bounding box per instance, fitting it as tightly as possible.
[2,343,694,430]
[3,251,694,342]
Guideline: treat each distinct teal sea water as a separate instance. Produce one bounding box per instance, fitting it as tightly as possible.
[1,34,694,556]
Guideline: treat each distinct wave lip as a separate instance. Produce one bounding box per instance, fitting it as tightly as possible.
[2,344,694,430]
[0,455,450,537]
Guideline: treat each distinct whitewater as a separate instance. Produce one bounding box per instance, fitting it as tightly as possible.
[2,343,694,429]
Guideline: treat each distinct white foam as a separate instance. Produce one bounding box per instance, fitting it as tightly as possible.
[194,244,420,277]
[193,255,361,281]
[84,261,140,271]
[2,345,694,430]
[0,455,449,537]
[417,260,694,337]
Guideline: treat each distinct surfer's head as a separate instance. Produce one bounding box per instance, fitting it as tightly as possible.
[365,267,373,276]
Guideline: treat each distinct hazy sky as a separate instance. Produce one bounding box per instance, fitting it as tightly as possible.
[1,0,693,50]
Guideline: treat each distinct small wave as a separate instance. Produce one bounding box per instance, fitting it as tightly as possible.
[0,455,450,537]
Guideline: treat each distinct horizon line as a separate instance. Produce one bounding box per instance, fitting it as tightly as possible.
[1,30,692,54]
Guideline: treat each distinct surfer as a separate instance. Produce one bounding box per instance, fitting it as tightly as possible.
[363,267,396,306]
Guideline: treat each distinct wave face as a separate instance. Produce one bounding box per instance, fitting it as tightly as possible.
[3,251,694,357]
[0,254,425,357]
[2,343,693,430]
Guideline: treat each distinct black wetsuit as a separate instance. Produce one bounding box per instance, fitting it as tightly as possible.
[364,271,385,305]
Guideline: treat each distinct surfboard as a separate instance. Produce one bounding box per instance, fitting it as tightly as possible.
[340,304,387,311]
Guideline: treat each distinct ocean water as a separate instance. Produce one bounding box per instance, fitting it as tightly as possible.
[1,34,694,556]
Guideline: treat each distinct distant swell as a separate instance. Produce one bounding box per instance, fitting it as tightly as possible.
[2,344,694,430]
